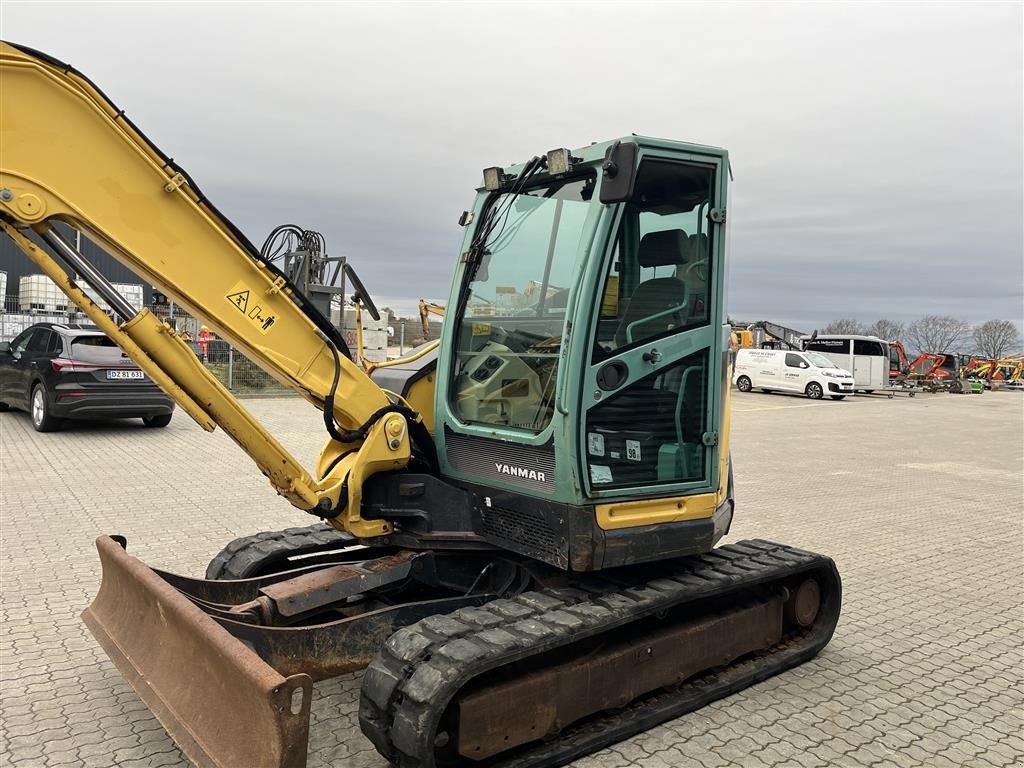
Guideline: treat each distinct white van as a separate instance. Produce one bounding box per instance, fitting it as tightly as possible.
[733,348,855,400]
[801,335,889,393]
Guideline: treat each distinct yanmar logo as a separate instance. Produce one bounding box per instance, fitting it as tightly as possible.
[494,462,546,483]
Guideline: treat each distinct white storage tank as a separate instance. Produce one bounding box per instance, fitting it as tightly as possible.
[341,327,388,363]
[81,282,144,313]
[332,301,389,363]
[339,306,389,333]
[19,274,69,313]
[113,282,144,311]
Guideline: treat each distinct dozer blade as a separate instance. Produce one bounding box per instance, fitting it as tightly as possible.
[82,535,312,768]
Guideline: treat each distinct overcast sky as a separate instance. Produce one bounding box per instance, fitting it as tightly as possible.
[3,2,1022,330]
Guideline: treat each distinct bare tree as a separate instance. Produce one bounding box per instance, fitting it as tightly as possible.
[821,318,864,334]
[972,320,1022,359]
[905,315,971,354]
[864,318,904,341]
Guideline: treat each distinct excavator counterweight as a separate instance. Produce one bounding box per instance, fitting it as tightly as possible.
[1,40,841,768]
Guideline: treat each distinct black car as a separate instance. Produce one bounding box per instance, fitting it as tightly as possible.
[0,323,174,432]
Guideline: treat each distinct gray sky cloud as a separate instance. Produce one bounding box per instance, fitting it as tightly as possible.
[3,1,1022,329]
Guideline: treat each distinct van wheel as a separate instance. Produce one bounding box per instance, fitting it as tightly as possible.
[736,376,752,392]
[805,382,824,400]
[830,395,846,401]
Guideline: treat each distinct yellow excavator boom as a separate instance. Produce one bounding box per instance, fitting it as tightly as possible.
[0,41,413,537]
[417,298,445,340]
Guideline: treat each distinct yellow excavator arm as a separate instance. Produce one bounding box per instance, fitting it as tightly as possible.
[417,299,445,340]
[0,41,415,537]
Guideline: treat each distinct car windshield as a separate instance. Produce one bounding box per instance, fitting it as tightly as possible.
[805,352,837,368]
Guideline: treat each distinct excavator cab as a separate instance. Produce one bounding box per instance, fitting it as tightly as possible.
[434,140,733,570]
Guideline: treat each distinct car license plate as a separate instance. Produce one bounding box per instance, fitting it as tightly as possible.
[107,369,144,380]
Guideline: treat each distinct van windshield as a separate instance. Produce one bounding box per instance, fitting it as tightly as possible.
[805,352,837,368]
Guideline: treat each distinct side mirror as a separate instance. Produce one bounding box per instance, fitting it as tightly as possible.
[342,263,381,322]
[599,141,639,204]
[801,362,809,369]
[0,342,9,354]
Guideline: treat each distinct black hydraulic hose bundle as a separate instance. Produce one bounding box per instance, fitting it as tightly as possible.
[321,338,418,444]
[452,155,547,323]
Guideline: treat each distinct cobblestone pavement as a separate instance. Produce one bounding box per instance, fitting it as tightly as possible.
[2,390,1022,768]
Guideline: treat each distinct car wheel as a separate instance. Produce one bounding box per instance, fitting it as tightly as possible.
[143,413,173,428]
[31,384,61,432]
[736,376,752,392]
[830,395,846,400]
[805,382,824,400]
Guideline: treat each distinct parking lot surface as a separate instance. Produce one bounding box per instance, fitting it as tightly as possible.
[1,390,1022,768]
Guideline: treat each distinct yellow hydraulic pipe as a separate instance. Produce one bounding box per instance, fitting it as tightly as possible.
[365,339,440,374]
[354,302,365,366]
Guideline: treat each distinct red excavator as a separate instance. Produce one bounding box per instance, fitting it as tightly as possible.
[888,341,910,380]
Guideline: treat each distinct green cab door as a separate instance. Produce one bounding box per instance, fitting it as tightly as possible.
[578,152,728,501]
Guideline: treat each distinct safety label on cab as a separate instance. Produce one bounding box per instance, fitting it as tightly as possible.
[625,439,642,462]
[226,281,277,334]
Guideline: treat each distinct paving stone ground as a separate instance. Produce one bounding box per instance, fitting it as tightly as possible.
[1,389,1022,768]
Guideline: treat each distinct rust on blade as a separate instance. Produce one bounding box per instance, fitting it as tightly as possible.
[82,536,312,768]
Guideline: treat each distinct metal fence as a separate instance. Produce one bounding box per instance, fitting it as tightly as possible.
[1,295,83,340]
[201,339,289,394]
[2,296,289,394]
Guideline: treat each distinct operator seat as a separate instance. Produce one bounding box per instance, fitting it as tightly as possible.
[614,229,688,347]
[592,229,689,484]
[681,233,709,324]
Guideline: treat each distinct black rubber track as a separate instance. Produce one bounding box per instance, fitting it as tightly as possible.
[359,540,841,768]
[205,523,355,580]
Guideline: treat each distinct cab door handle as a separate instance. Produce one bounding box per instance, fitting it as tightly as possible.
[642,348,662,364]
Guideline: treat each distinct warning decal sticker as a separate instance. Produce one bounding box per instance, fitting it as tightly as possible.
[225,281,276,334]
[227,289,250,313]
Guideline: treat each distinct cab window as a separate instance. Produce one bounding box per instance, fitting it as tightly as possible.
[804,339,848,354]
[853,339,885,356]
[451,173,595,433]
[584,159,717,491]
[592,161,714,362]
[785,353,806,368]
